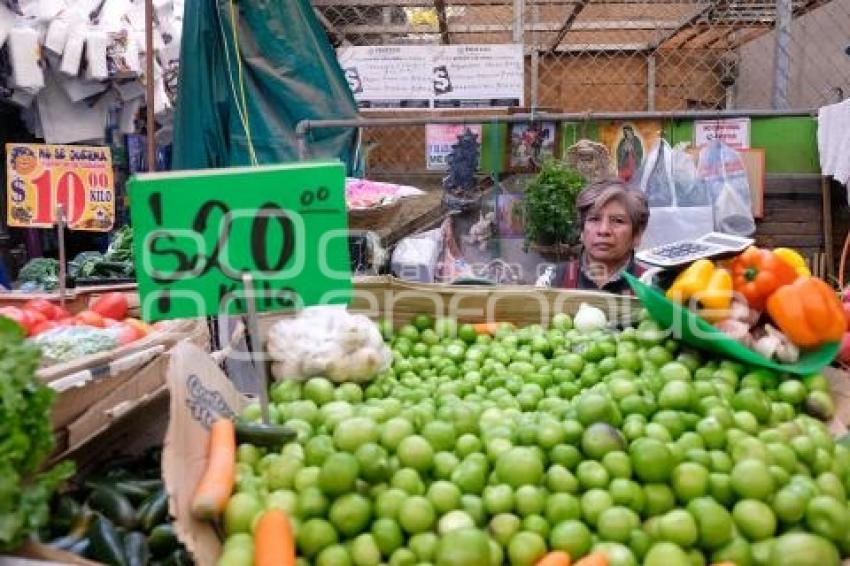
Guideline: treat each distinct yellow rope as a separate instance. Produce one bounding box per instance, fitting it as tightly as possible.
[226,0,258,165]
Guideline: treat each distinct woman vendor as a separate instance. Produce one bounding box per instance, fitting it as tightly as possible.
[553,179,650,293]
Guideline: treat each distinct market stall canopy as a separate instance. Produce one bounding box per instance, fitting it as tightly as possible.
[172,0,357,170]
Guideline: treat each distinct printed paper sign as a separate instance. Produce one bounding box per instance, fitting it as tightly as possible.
[426,124,482,170]
[128,161,352,322]
[6,143,115,231]
[694,118,751,150]
[338,44,524,109]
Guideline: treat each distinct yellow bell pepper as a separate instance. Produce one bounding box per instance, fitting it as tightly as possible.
[666,259,733,322]
[772,247,811,277]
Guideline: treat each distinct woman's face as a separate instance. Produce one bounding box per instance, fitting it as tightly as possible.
[582,199,638,266]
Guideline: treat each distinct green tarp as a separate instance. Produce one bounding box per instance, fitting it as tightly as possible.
[172,0,357,170]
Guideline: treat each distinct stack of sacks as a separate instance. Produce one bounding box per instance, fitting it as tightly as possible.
[0,0,184,144]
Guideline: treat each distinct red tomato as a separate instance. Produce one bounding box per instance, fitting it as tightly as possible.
[53,306,72,320]
[30,320,61,336]
[114,324,141,346]
[90,292,129,321]
[24,299,59,320]
[22,309,47,328]
[75,310,106,328]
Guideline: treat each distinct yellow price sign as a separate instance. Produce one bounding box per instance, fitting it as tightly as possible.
[6,143,115,231]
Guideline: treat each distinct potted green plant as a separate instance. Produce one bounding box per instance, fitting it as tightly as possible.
[522,160,586,258]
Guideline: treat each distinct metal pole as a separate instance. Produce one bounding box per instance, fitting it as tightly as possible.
[647,54,656,111]
[512,0,524,44]
[242,274,270,425]
[530,1,539,108]
[145,0,157,172]
[56,204,67,308]
[772,0,792,110]
[295,108,817,136]
[822,176,835,279]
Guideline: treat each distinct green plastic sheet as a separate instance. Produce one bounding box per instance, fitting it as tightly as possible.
[172,0,357,170]
[625,273,839,375]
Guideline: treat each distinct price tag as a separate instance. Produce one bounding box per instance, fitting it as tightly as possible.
[128,161,352,322]
[6,143,115,231]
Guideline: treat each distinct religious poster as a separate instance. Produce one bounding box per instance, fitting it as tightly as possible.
[598,121,662,183]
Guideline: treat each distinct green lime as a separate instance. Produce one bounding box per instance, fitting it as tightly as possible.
[772,487,809,524]
[334,417,380,452]
[371,518,404,557]
[768,532,840,566]
[329,493,372,538]
[658,509,698,548]
[318,452,359,496]
[581,488,614,526]
[514,485,546,517]
[388,547,417,566]
[593,542,638,566]
[778,380,807,405]
[392,468,425,496]
[577,460,610,490]
[643,483,676,517]
[659,380,696,411]
[422,421,457,452]
[732,499,777,541]
[582,422,626,460]
[687,497,734,550]
[483,484,515,515]
[224,492,262,535]
[731,459,775,501]
[507,531,547,566]
[412,314,434,331]
[489,513,522,547]
[409,532,439,561]
[630,438,673,482]
[297,487,329,519]
[602,451,633,479]
[805,495,849,542]
[428,480,463,514]
[435,528,492,566]
[303,377,336,406]
[671,462,709,502]
[297,518,339,558]
[549,519,592,558]
[598,506,641,543]
[396,435,434,473]
[316,544,352,566]
[496,447,544,488]
[710,537,753,566]
[398,496,436,534]
[381,417,415,451]
[376,488,407,520]
[643,542,691,566]
[350,533,381,566]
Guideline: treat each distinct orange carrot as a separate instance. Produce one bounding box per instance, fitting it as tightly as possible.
[473,322,513,335]
[191,418,236,519]
[536,550,572,566]
[254,509,296,566]
[573,553,609,566]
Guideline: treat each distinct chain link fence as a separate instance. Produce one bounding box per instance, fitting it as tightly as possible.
[311,0,850,175]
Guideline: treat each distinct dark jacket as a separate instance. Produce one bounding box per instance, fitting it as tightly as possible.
[554,254,646,295]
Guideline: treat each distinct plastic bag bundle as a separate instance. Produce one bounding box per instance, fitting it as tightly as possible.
[636,139,714,249]
[696,140,756,236]
[8,26,44,93]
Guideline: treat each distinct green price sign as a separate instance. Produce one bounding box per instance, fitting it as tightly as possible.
[128,161,352,321]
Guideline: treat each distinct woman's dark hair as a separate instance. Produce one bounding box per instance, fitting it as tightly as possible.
[576,179,650,236]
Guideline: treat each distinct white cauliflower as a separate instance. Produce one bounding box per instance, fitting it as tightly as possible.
[266,307,392,383]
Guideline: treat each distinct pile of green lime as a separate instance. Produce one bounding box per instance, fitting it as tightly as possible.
[223,312,848,566]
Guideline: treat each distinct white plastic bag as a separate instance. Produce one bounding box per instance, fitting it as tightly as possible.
[636,139,714,250]
[697,140,756,236]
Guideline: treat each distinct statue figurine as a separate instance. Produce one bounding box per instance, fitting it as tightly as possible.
[464,211,495,251]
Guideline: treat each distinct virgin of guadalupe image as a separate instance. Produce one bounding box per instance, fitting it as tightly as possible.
[616,125,643,182]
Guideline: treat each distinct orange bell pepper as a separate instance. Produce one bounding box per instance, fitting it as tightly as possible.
[730,247,797,310]
[766,277,845,349]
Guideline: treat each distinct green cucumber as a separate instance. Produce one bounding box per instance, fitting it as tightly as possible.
[54,495,83,531]
[139,488,169,533]
[68,537,90,556]
[148,523,180,559]
[123,531,151,566]
[88,486,138,530]
[235,421,297,448]
[87,515,127,566]
[114,481,156,503]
